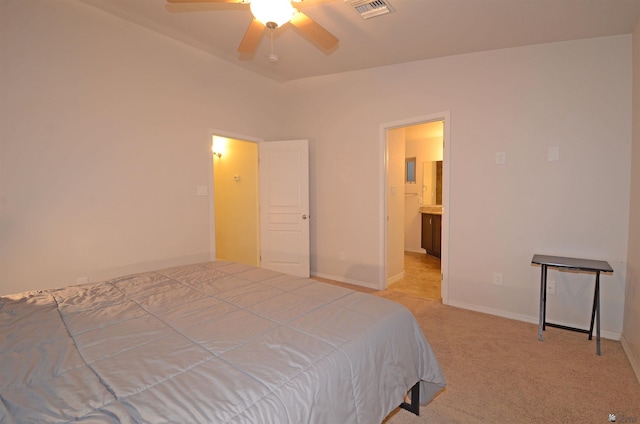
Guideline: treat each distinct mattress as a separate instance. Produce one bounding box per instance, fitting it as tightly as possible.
[0,261,445,423]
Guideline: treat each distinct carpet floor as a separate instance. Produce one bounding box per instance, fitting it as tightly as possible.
[378,290,640,424]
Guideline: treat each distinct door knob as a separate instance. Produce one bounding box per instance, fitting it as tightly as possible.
[302,214,308,220]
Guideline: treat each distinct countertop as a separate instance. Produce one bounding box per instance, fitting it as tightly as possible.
[419,206,443,215]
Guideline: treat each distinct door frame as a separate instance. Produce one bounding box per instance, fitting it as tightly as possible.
[379,111,451,304]
[207,128,263,263]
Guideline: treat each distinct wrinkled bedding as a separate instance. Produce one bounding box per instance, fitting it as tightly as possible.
[0,261,445,423]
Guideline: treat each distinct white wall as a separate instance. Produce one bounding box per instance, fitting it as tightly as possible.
[281,36,632,337]
[623,20,640,379]
[0,0,282,295]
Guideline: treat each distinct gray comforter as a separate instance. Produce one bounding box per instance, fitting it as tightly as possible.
[0,261,445,423]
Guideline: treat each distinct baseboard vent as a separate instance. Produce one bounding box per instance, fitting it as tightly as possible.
[349,0,395,19]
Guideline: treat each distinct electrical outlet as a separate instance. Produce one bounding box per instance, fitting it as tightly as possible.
[492,272,503,286]
[339,251,346,261]
[77,276,89,285]
[547,279,556,295]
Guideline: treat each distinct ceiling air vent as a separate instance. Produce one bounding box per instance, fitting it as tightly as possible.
[349,0,395,19]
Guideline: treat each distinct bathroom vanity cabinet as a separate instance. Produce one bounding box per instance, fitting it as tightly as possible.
[421,212,442,259]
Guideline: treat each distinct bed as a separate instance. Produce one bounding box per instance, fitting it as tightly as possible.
[0,261,445,423]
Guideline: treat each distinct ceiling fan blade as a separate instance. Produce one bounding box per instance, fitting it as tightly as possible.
[238,19,266,54]
[289,11,339,51]
[167,0,243,3]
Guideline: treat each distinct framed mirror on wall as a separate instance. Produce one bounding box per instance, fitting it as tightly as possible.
[423,160,442,205]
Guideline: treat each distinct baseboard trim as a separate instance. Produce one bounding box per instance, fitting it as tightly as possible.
[311,271,380,290]
[387,271,406,285]
[447,300,621,341]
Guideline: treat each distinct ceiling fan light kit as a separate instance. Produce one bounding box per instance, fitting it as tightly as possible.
[250,0,296,28]
[167,0,339,57]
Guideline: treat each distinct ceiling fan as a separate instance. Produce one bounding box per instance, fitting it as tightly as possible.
[166,0,339,55]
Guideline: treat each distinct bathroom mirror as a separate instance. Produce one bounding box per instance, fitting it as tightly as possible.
[422,160,442,205]
[405,157,416,184]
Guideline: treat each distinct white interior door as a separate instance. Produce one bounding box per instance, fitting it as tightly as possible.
[259,140,310,277]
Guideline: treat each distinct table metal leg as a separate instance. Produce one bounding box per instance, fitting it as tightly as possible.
[543,266,548,331]
[596,272,601,355]
[589,273,597,340]
[538,264,547,341]
[588,271,601,355]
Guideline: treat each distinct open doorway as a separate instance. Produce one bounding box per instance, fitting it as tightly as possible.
[383,113,449,302]
[209,133,310,277]
[211,135,260,267]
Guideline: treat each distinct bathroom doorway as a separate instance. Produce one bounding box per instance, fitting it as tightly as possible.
[384,116,447,301]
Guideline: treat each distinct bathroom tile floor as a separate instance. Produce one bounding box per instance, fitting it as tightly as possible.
[387,252,442,301]
[312,251,441,301]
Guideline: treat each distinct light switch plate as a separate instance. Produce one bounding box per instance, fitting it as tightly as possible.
[548,146,560,161]
[496,152,506,165]
[196,185,208,196]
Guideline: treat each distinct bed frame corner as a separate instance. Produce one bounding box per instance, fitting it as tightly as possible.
[399,381,420,416]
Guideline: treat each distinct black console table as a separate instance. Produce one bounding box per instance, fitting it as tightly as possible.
[531,254,613,355]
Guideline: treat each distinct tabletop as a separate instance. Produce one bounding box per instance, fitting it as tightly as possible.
[531,254,613,273]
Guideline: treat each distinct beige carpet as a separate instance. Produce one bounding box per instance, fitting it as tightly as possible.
[377,290,640,424]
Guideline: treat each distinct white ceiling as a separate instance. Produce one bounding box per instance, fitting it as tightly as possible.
[80,0,640,83]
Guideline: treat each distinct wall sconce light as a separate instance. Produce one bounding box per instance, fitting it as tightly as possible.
[212,136,227,158]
